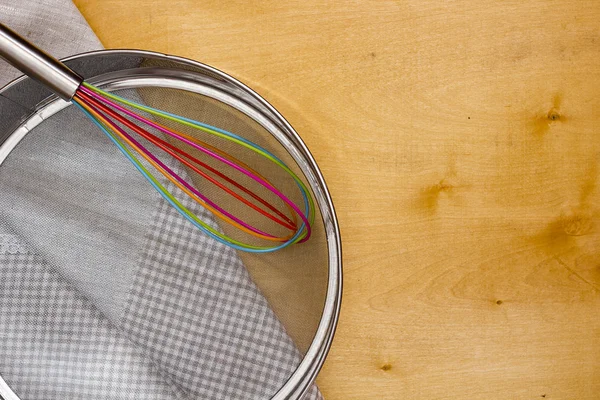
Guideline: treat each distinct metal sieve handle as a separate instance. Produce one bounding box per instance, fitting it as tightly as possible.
[0,23,82,100]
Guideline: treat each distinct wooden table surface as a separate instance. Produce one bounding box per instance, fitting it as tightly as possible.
[73,1,600,398]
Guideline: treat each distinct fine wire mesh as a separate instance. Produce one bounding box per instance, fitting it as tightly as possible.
[0,82,328,399]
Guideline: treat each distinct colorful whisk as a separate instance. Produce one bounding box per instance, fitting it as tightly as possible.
[0,23,313,253]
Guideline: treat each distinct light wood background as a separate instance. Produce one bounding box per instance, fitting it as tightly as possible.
[73,1,600,399]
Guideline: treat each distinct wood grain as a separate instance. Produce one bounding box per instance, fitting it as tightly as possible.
[72,0,600,398]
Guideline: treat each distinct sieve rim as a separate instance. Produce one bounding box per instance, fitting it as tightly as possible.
[0,49,342,400]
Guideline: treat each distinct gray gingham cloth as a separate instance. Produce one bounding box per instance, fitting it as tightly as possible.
[0,1,322,399]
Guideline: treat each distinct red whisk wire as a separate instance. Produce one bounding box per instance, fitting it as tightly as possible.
[76,90,298,232]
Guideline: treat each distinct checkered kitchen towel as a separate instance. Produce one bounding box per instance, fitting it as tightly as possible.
[0,1,321,399]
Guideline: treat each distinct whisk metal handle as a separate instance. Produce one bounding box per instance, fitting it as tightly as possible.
[0,23,82,100]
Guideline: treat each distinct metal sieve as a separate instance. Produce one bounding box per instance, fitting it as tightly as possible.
[0,50,341,400]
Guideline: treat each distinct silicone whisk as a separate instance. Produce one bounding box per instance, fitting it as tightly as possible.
[0,23,313,253]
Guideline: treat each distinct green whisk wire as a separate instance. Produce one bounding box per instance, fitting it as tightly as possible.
[75,83,314,252]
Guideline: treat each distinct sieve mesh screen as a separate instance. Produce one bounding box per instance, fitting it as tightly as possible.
[0,83,327,400]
